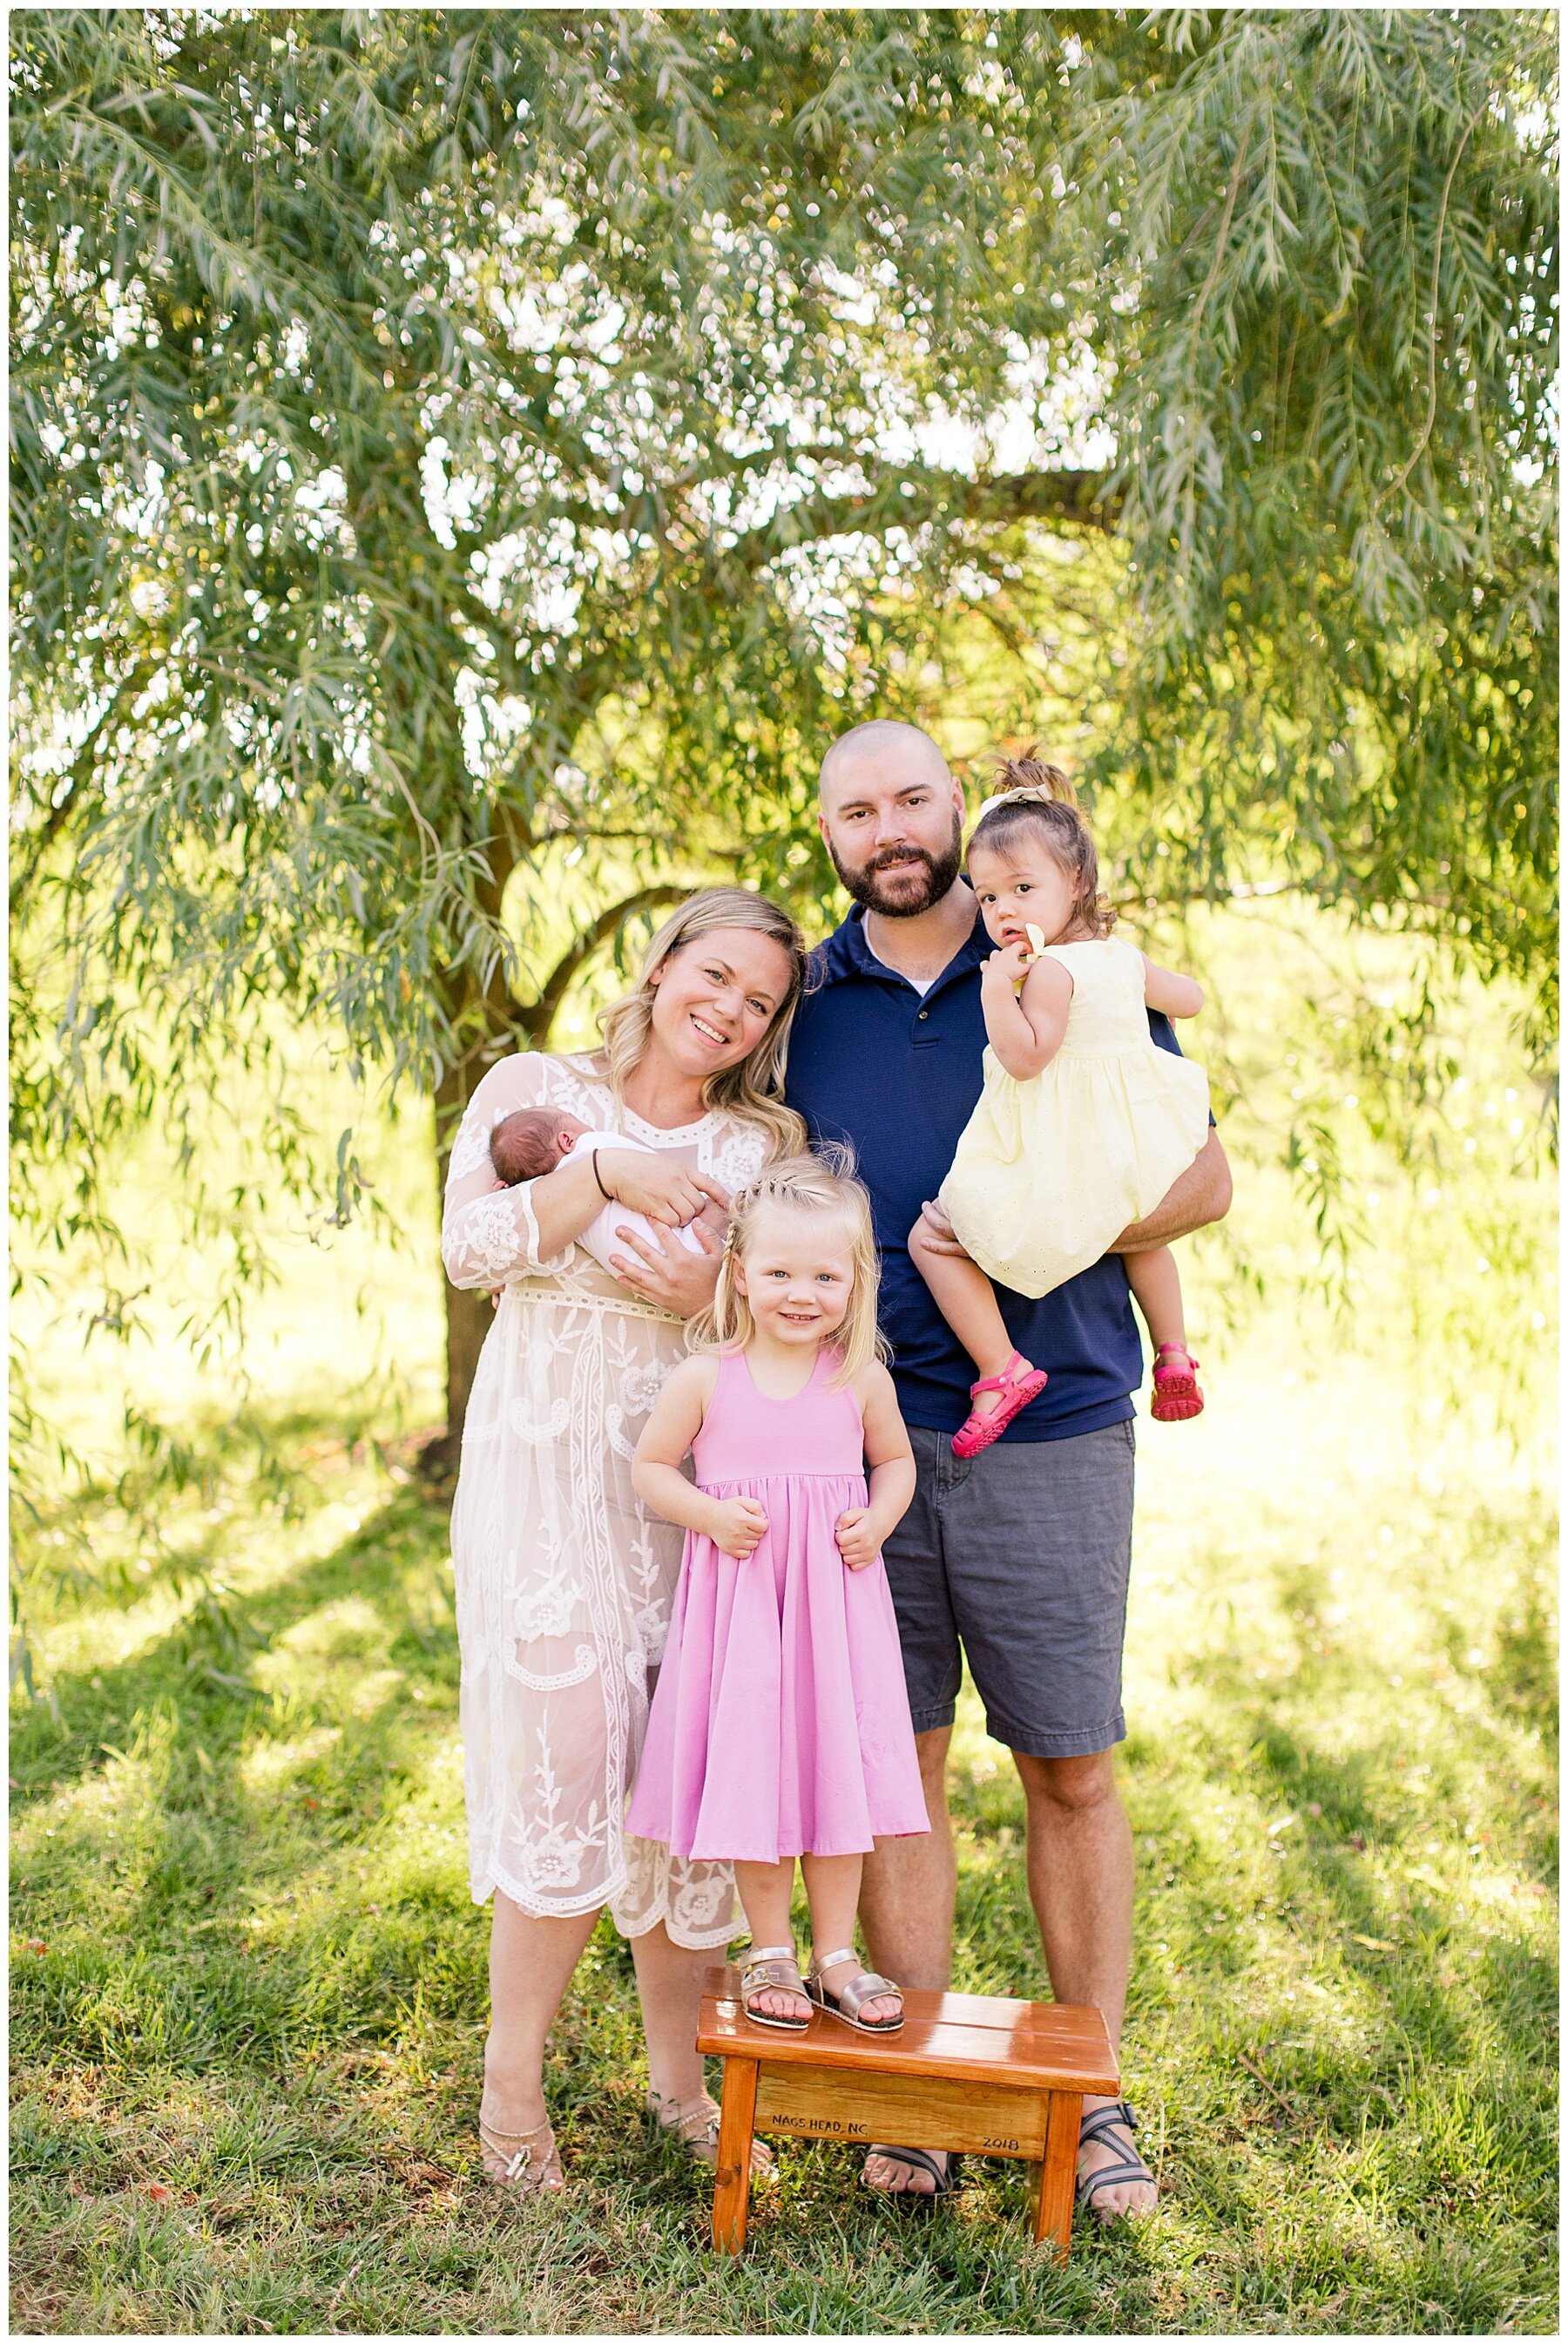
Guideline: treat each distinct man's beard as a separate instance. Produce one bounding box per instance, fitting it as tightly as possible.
[828,814,965,919]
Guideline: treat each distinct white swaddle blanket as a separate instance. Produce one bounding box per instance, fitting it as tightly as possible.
[560,1129,711,1275]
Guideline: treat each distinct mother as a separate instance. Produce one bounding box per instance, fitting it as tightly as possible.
[441,887,808,2193]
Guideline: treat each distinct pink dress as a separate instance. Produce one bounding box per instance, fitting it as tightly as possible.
[627,1348,929,1864]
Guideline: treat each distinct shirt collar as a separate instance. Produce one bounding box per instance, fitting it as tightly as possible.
[817,893,987,998]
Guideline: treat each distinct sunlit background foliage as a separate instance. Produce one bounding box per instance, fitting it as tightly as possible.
[10,6,1557,1464]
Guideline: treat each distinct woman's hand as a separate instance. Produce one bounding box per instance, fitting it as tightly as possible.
[597,1150,729,1230]
[834,1507,883,1570]
[607,1216,723,1316]
[706,1495,769,1561]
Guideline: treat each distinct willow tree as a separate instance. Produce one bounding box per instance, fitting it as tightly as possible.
[1078,8,1558,1067]
[11,8,1556,1469]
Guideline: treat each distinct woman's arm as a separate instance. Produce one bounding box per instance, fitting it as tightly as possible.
[632,1357,767,1560]
[441,1061,598,1291]
[1142,953,1205,1020]
[533,1147,729,1267]
[835,1363,916,1569]
[981,945,1073,1081]
[442,1058,733,1292]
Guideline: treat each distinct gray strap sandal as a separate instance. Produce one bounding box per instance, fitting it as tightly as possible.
[863,2143,961,2211]
[806,1946,905,2033]
[1076,2097,1156,2219]
[740,1942,812,2029]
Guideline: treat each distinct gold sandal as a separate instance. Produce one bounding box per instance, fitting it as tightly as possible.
[740,1941,812,2029]
[806,1945,905,2033]
[477,2108,562,2195]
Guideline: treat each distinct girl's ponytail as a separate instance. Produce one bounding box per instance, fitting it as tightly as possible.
[969,749,1114,940]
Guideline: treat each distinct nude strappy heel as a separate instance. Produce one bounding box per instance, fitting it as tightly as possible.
[477,2108,561,2196]
[645,2090,778,2179]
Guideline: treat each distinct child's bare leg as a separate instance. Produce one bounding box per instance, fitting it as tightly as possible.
[909,1216,1035,1419]
[801,1851,901,2025]
[734,1858,809,2020]
[1124,1243,1189,1358]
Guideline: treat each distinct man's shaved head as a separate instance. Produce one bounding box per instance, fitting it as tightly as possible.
[816,717,966,919]
[819,719,951,803]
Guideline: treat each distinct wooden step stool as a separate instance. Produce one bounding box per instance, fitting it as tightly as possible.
[697,1965,1118,2258]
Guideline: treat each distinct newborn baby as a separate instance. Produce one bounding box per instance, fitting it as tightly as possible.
[490,1107,727,1278]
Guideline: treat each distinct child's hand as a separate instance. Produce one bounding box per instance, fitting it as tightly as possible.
[985,937,1037,990]
[706,1495,768,1560]
[835,1507,882,1570]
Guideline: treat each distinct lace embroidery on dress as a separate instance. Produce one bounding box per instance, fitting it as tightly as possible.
[443,1049,770,1948]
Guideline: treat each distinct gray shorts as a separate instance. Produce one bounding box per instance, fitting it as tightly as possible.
[882,1419,1136,1758]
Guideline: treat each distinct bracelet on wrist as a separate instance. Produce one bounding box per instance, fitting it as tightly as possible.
[591,1150,615,1203]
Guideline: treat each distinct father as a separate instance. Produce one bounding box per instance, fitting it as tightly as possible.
[784,721,1232,2217]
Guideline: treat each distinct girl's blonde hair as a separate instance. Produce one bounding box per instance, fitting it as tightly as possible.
[598,887,808,1160]
[687,1148,887,1387]
[969,751,1114,940]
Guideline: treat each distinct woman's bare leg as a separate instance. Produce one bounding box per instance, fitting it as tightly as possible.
[482,1893,599,2185]
[631,1920,722,2103]
[909,1219,1035,1419]
[1125,1243,1187,1356]
[632,1914,777,2176]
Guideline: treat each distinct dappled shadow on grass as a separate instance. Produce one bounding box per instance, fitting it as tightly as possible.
[937,1497,1558,2329]
[10,1474,454,1804]
[11,1479,478,2085]
[10,1449,1559,2334]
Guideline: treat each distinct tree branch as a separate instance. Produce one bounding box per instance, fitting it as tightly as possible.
[720,467,1117,571]
[10,661,155,914]
[513,884,693,1045]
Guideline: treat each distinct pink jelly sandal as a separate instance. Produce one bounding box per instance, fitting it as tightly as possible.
[1151,1343,1204,1421]
[951,1352,1049,1458]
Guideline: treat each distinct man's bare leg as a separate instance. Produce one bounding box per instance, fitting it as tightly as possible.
[1014,1748,1154,2217]
[856,1725,957,2193]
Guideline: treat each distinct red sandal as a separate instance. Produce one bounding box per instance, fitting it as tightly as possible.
[951,1352,1049,1458]
[1150,1343,1204,1421]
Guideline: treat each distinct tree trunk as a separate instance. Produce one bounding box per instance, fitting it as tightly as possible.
[419,1032,510,1477]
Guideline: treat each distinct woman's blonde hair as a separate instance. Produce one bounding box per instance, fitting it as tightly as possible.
[598,887,808,1160]
[687,1148,887,1387]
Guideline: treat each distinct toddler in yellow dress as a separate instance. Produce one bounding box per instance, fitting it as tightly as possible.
[910,767,1212,1456]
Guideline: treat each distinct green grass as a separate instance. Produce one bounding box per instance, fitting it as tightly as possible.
[10,904,1558,2333]
[10,1328,1556,2334]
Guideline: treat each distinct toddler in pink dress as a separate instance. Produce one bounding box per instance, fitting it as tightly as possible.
[627,1154,929,2035]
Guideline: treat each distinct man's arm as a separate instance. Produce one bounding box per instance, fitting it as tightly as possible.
[1110,1129,1232,1253]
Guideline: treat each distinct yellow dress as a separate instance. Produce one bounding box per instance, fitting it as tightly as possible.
[938,935,1211,1300]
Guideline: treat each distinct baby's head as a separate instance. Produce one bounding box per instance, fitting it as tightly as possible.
[966,754,1113,951]
[490,1107,591,1186]
[689,1149,885,1385]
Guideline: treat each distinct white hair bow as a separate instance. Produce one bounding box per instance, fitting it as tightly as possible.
[971,782,1062,826]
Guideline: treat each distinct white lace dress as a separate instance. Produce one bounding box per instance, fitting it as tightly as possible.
[442,1050,768,1948]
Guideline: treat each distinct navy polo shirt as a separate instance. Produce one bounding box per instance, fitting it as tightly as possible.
[784,898,1190,1444]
